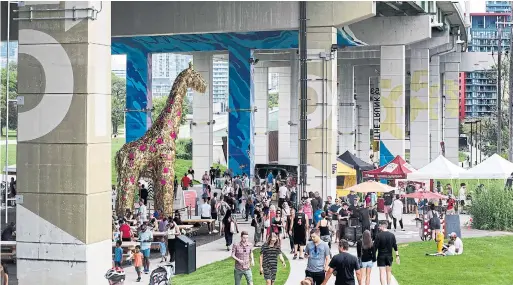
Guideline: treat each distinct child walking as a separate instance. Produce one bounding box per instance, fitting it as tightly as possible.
[133,245,143,282]
[113,240,123,267]
[160,236,167,262]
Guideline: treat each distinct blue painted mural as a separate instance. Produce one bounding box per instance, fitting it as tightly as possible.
[111,29,362,175]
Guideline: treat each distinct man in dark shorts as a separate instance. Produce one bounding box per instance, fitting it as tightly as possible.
[321,239,361,285]
[291,205,309,260]
[406,182,416,214]
[374,220,399,285]
[210,193,219,233]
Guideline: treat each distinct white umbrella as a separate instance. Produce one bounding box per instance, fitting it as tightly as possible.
[346,181,396,193]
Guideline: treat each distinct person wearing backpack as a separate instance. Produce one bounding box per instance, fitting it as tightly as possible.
[427,203,441,240]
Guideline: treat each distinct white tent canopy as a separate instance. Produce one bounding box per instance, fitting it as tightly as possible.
[459,154,513,179]
[407,155,466,180]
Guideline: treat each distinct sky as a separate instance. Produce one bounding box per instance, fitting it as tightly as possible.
[469,0,486,13]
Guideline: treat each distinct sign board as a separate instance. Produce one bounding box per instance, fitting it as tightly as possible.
[17,96,25,106]
[15,194,23,204]
[444,214,462,239]
[183,190,197,211]
[332,164,337,175]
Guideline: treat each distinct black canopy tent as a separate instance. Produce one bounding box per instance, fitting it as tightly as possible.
[337,151,374,183]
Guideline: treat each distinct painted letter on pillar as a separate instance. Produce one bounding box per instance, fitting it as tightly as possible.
[380,45,406,165]
[370,77,380,154]
[125,52,152,143]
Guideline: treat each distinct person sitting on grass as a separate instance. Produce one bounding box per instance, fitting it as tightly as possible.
[426,240,456,256]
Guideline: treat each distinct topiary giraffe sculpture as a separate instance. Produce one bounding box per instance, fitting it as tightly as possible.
[115,63,206,217]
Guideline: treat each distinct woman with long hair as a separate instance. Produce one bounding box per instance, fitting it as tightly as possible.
[271,208,284,239]
[259,232,286,285]
[266,205,277,237]
[166,216,180,262]
[222,209,238,251]
[356,230,376,285]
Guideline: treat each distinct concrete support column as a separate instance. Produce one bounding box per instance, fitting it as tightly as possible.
[409,48,430,168]
[254,67,269,164]
[380,45,406,165]
[441,53,461,164]
[354,66,375,161]
[192,52,214,176]
[277,66,293,164]
[306,27,338,199]
[290,55,300,166]
[429,55,441,160]
[16,2,112,284]
[338,63,355,154]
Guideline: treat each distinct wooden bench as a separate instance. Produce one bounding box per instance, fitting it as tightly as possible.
[182,219,215,224]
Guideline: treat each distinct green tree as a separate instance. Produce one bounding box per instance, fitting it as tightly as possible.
[268,92,279,108]
[0,63,18,135]
[111,73,126,135]
[151,95,190,125]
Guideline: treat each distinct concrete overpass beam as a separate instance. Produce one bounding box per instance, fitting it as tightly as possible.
[380,45,406,165]
[348,15,431,46]
[254,66,269,164]
[16,1,112,284]
[308,1,375,27]
[306,27,338,199]
[409,48,430,168]
[192,52,214,177]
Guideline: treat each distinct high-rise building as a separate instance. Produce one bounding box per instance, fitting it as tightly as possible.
[152,53,193,98]
[486,1,511,13]
[0,41,17,67]
[212,56,229,108]
[462,11,511,119]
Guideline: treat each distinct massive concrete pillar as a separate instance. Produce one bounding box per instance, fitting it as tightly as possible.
[125,53,152,142]
[354,65,375,161]
[228,50,254,176]
[429,55,441,160]
[409,48,430,168]
[441,52,461,164]
[289,54,300,166]
[254,66,269,164]
[338,62,355,154]
[306,27,338,199]
[277,66,293,165]
[380,45,406,165]
[16,2,112,284]
[192,52,214,176]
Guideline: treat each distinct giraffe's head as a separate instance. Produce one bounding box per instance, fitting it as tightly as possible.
[184,62,207,94]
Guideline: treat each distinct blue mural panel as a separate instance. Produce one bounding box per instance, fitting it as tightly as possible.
[112,30,298,175]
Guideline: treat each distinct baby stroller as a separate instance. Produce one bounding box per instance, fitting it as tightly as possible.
[149,262,175,285]
[105,267,125,285]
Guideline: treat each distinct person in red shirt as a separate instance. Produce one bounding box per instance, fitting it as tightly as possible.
[181,173,191,190]
[119,219,132,241]
[446,195,456,215]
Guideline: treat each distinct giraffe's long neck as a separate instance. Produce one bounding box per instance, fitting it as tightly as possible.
[152,77,189,134]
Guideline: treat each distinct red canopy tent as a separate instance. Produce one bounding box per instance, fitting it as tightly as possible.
[362,155,416,179]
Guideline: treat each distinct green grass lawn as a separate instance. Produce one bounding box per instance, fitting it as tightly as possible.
[393,236,513,285]
[172,250,290,285]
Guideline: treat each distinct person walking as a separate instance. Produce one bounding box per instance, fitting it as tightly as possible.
[383,191,393,222]
[202,171,210,195]
[211,192,219,233]
[252,208,264,246]
[291,205,308,260]
[223,209,239,251]
[356,230,376,285]
[321,240,362,285]
[391,195,404,231]
[427,203,441,240]
[138,223,153,274]
[374,221,400,285]
[305,229,330,285]
[200,198,213,234]
[259,232,286,285]
[166,217,180,262]
[232,231,255,285]
[316,212,332,250]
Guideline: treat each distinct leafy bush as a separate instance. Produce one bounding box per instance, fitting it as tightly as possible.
[469,185,513,231]
[176,138,192,160]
